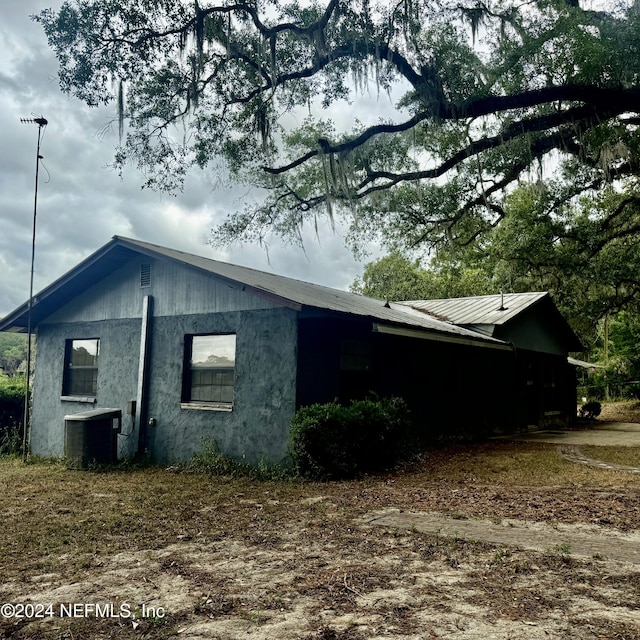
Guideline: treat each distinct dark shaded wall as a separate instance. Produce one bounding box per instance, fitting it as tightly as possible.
[373,333,518,441]
[296,316,374,408]
[493,309,579,428]
[515,349,577,428]
[296,314,520,442]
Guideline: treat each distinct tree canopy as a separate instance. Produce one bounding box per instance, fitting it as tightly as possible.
[34,0,640,252]
[352,180,640,349]
[351,251,496,301]
[0,333,27,377]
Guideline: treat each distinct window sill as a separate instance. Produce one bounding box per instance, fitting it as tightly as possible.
[180,402,233,412]
[60,395,97,404]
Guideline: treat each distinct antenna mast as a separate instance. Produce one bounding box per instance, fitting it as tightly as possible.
[19,116,48,464]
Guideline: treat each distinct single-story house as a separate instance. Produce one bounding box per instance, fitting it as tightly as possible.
[0,237,582,465]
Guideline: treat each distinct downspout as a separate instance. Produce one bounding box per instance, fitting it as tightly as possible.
[135,295,153,457]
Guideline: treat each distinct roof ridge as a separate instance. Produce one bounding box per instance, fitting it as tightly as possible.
[401,291,548,304]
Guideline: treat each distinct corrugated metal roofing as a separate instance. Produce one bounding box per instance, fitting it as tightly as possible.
[0,236,505,348]
[568,357,603,369]
[398,292,549,325]
[117,237,504,345]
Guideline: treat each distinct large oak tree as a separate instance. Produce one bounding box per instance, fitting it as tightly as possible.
[35,0,640,252]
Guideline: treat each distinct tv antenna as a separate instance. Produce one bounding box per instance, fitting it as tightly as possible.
[19,115,48,463]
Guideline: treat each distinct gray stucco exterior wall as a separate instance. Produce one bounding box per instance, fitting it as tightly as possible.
[31,319,141,457]
[30,256,300,465]
[145,307,298,465]
[31,307,298,465]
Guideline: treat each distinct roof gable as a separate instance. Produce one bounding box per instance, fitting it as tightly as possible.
[399,292,583,353]
[0,236,505,348]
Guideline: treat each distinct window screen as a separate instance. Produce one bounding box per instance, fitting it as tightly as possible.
[184,334,236,405]
[63,338,100,397]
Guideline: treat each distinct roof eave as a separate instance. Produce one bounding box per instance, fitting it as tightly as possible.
[0,237,129,333]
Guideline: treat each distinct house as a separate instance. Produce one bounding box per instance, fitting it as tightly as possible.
[0,237,582,465]
[398,293,584,428]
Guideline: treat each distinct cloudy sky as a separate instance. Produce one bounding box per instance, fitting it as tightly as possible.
[0,1,392,317]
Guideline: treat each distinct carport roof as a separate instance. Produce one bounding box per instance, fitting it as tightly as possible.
[398,292,549,325]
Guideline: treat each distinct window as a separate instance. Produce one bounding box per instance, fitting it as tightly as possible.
[340,339,371,371]
[183,334,236,408]
[63,338,100,398]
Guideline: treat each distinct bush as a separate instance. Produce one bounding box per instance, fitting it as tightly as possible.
[289,396,412,480]
[579,401,602,420]
[0,374,26,457]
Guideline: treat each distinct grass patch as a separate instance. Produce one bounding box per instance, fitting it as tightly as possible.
[580,445,640,468]
[598,400,640,423]
[404,441,640,487]
[177,438,292,481]
[0,423,22,457]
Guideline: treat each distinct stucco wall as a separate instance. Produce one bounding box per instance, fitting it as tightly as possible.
[145,307,298,465]
[31,306,298,466]
[31,253,299,465]
[31,319,141,457]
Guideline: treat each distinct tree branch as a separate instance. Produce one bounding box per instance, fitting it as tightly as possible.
[266,84,640,178]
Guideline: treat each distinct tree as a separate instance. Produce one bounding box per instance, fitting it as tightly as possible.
[351,251,496,300]
[352,179,640,349]
[489,182,640,345]
[34,0,640,253]
[585,312,640,399]
[0,333,28,377]
[351,253,438,301]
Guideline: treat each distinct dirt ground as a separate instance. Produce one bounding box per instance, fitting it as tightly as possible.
[1,405,639,640]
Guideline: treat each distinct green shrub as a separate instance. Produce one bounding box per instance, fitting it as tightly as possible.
[578,401,602,420]
[0,374,26,457]
[289,396,412,480]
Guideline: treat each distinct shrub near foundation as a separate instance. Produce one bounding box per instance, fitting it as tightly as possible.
[289,397,411,480]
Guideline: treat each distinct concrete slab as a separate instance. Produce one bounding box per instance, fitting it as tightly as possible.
[499,422,640,446]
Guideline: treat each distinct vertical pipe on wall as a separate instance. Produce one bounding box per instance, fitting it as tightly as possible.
[135,295,153,456]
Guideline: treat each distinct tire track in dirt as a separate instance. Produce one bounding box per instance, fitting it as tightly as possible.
[362,509,640,564]
[558,444,640,474]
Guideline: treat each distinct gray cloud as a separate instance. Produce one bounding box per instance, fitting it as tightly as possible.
[0,1,386,317]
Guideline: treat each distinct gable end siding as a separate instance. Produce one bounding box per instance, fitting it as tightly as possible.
[42,257,282,325]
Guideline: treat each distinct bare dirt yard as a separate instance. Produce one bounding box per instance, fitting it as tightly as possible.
[1,403,639,640]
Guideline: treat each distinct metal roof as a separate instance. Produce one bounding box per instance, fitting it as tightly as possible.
[0,236,506,348]
[568,357,603,369]
[398,292,550,326]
